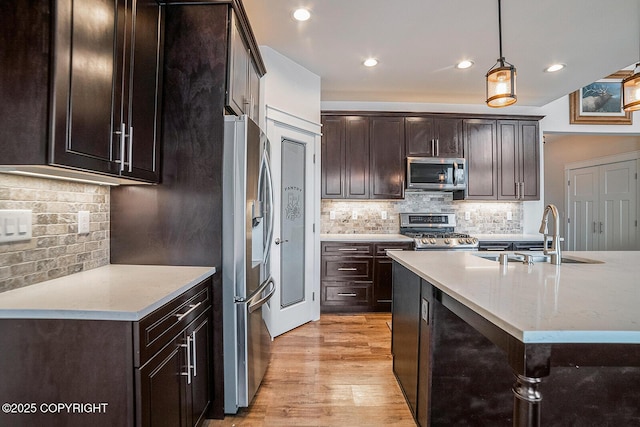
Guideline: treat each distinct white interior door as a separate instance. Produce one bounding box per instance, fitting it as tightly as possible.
[263,119,320,338]
[567,160,637,250]
[599,160,637,250]
[568,166,599,250]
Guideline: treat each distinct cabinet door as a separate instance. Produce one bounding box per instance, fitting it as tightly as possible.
[123,0,163,182]
[187,314,211,427]
[519,121,540,200]
[321,116,346,198]
[248,59,260,123]
[51,0,123,175]
[433,117,463,157]
[405,117,435,156]
[370,116,405,199]
[464,119,497,199]
[227,12,249,116]
[138,336,187,427]
[345,116,370,198]
[497,120,519,200]
[374,258,393,311]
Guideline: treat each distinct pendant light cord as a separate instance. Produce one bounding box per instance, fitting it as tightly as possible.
[498,0,504,62]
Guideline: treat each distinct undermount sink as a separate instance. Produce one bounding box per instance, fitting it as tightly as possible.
[473,252,604,265]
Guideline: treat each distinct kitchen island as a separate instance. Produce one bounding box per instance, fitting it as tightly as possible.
[388,250,640,426]
[0,265,216,427]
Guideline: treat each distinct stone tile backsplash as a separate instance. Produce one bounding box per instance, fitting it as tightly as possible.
[0,174,110,293]
[321,193,523,235]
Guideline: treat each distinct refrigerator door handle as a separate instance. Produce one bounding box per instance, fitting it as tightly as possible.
[247,277,276,313]
[260,149,275,264]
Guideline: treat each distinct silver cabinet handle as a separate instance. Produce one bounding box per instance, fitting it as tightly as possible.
[191,329,197,377]
[117,122,126,172]
[435,139,439,156]
[599,222,604,233]
[593,221,597,233]
[128,126,133,172]
[431,139,435,156]
[515,182,520,199]
[175,301,202,321]
[274,238,288,245]
[337,293,357,297]
[520,182,524,199]
[180,335,193,384]
[337,248,358,251]
[337,267,357,271]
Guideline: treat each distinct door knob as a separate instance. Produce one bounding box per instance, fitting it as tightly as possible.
[274,238,288,245]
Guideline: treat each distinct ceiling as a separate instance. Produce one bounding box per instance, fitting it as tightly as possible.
[242,0,640,107]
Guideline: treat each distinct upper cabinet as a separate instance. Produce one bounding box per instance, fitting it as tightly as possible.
[321,115,404,199]
[406,116,463,158]
[464,118,540,201]
[0,0,164,183]
[226,10,262,124]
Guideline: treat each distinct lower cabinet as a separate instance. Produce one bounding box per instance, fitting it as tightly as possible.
[0,277,213,427]
[321,241,412,312]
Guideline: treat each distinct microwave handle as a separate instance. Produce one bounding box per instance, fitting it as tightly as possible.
[453,162,458,186]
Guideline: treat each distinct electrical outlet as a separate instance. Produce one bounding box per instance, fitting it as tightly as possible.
[351,211,358,220]
[381,211,388,220]
[464,211,471,221]
[78,211,90,234]
[330,211,336,220]
[507,211,513,221]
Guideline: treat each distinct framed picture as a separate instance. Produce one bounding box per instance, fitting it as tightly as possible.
[569,70,633,125]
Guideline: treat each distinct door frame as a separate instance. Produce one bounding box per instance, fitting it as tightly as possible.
[263,106,321,337]
[564,150,640,250]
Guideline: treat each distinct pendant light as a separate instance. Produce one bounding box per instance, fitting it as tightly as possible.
[486,0,517,107]
[623,47,640,111]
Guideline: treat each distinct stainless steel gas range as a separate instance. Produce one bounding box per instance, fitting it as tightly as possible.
[399,213,479,251]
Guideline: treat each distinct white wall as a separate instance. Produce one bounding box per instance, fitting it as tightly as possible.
[259,46,321,130]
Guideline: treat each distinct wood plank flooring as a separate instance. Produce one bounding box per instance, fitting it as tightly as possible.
[205,313,416,427]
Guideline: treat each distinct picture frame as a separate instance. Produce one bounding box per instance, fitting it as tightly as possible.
[569,70,633,125]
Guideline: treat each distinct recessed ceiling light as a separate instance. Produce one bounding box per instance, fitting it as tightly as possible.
[293,8,311,21]
[545,63,566,73]
[363,58,378,67]
[456,60,474,69]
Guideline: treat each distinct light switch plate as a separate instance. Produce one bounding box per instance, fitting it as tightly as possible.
[381,211,388,220]
[507,211,513,221]
[0,210,32,243]
[330,211,336,220]
[78,211,90,234]
[464,211,471,220]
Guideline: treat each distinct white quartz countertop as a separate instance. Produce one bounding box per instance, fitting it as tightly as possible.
[0,265,216,321]
[387,250,640,344]
[321,233,413,242]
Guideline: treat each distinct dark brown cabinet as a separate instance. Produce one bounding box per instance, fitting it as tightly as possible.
[406,116,463,158]
[464,118,540,201]
[497,120,540,200]
[227,10,261,123]
[373,242,413,311]
[321,115,404,199]
[0,277,212,427]
[0,0,163,183]
[370,117,405,199]
[321,241,412,312]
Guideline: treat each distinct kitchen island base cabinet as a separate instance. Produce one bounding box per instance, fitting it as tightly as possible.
[0,278,212,427]
[392,262,640,427]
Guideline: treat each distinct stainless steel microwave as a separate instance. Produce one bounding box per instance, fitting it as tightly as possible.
[406,157,467,191]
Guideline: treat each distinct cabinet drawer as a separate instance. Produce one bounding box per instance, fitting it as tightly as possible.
[322,258,373,280]
[322,282,372,305]
[136,278,212,367]
[321,242,373,256]
[374,242,414,256]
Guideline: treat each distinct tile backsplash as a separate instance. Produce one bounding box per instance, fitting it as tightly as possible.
[0,174,110,292]
[321,193,523,235]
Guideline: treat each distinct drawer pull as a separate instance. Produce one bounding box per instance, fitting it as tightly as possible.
[337,248,359,251]
[337,267,358,271]
[337,293,357,297]
[175,301,202,321]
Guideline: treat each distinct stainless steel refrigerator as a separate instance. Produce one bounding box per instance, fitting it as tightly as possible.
[222,115,275,413]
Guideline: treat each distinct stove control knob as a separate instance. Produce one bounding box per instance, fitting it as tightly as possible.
[471,238,478,244]
[421,238,428,244]
[429,238,436,244]
[444,238,451,245]
[466,238,472,244]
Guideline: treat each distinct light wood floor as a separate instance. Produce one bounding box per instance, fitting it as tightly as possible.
[205,313,416,427]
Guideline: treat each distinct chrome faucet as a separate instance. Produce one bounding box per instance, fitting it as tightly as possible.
[539,204,561,265]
